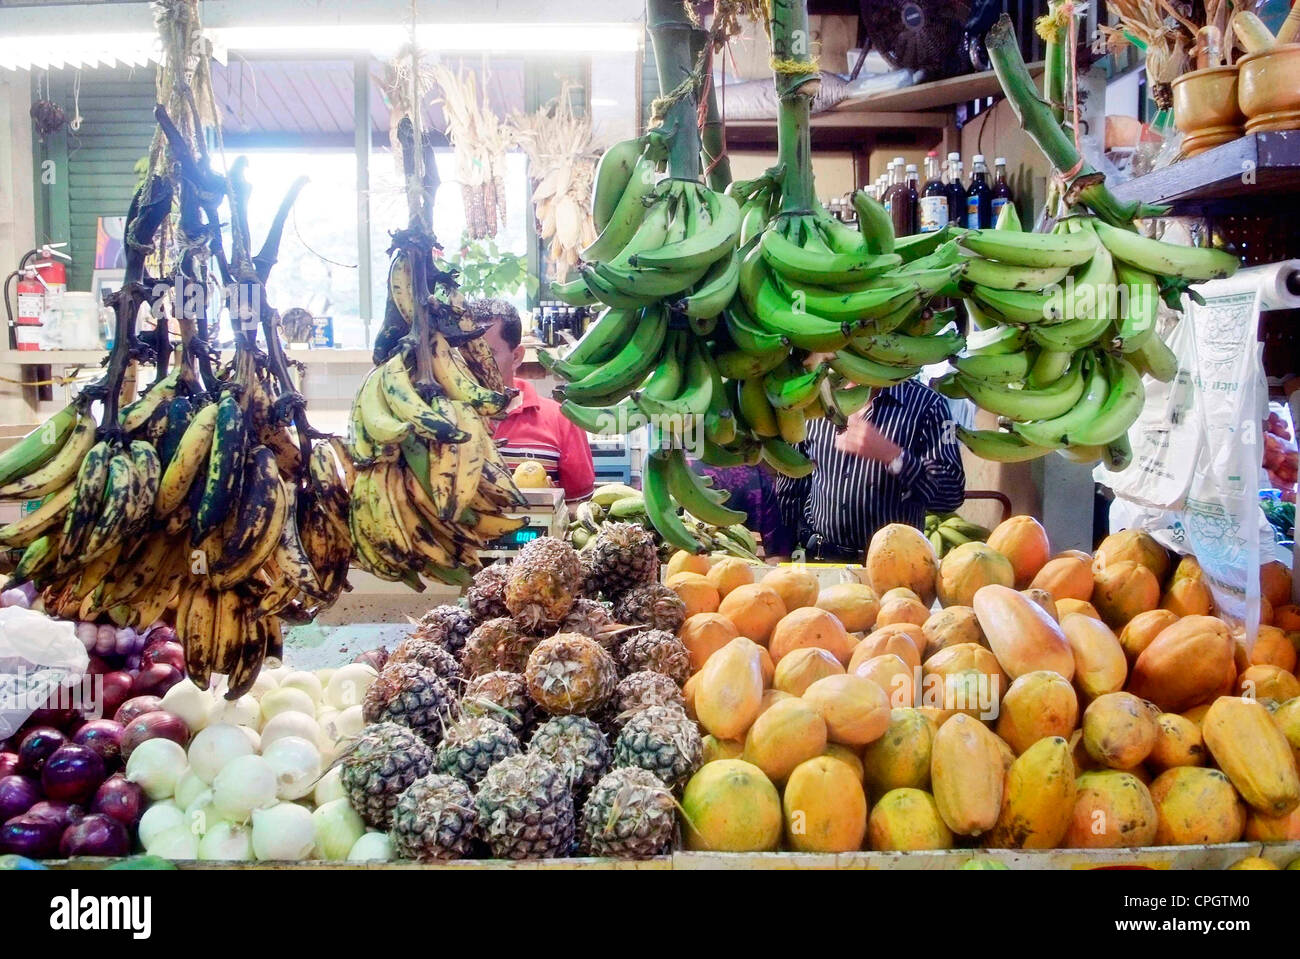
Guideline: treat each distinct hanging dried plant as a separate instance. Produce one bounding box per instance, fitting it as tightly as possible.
[381,44,438,179]
[431,63,515,240]
[1100,0,1195,108]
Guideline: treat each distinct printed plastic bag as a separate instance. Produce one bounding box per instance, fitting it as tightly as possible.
[0,607,88,738]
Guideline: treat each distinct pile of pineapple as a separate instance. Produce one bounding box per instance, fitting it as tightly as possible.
[337,528,705,860]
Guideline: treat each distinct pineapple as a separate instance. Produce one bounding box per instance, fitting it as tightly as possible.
[615,629,691,685]
[362,662,457,746]
[607,670,686,728]
[560,598,625,649]
[580,767,676,859]
[505,536,582,631]
[583,522,658,599]
[387,637,463,683]
[461,617,540,677]
[613,704,702,790]
[614,583,687,634]
[435,716,521,785]
[474,752,576,859]
[466,561,512,623]
[339,722,434,828]
[390,773,478,861]
[461,670,538,737]
[525,633,618,715]
[528,715,610,796]
[415,605,475,656]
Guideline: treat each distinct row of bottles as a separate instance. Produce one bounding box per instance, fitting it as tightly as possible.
[871,152,1013,234]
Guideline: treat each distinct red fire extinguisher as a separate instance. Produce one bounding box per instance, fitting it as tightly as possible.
[5,243,69,351]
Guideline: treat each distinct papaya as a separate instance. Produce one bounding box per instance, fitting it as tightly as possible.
[1118,609,1179,664]
[1021,587,1059,622]
[1274,604,1300,631]
[705,557,756,598]
[876,595,931,629]
[823,742,865,783]
[1228,856,1280,870]
[848,624,923,673]
[867,788,954,851]
[1060,613,1128,701]
[985,515,1051,589]
[679,612,740,672]
[1272,696,1300,765]
[936,541,1015,608]
[881,587,922,604]
[1160,576,1213,617]
[1068,729,1095,778]
[814,582,880,633]
[1261,595,1275,626]
[1092,529,1170,582]
[1148,713,1206,770]
[920,606,985,656]
[861,708,937,797]
[1246,625,1298,673]
[1244,805,1300,841]
[741,695,828,784]
[987,736,1076,848]
[1030,555,1094,602]
[768,606,855,665]
[717,583,787,646]
[683,672,699,719]
[1092,560,1160,628]
[1062,770,1158,848]
[922,642,1007,716]
[761,566,820,613]
[670,574,722,618]
[701,735,745,764]
[1181,702,1213,726]
[1082,691,1158,770]
[854,653,915,709]
[1171,553,1203,583]
[695,637,765,740]
[1055,598,1103,621]
[930,713,1006,836]
[1201,696,1300,815]
[773,646,844,696]
[681,759,782,851]
[973,584,1075,682]
[1237,664,1300,704]
[757,688,793,716]
[757,646,776,686]
[1260,560,1292,609]
[997,670,1079,755]
[666,550,711,580]
[1148,766,1247,845]
[782,756,867,852]
[802,673,891,747]
[1128,615,1235,712]
[866,524,939,606]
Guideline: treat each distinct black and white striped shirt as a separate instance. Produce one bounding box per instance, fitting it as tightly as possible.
[774,379,965,553]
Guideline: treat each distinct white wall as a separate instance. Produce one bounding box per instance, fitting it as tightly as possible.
[0,73,37,426]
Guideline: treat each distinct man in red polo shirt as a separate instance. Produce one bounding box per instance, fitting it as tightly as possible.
[473,298,595,504]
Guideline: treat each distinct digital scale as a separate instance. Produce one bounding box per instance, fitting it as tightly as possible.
[479,487,570,560]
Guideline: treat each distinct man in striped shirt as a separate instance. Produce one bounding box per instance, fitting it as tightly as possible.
[774,378,966,562]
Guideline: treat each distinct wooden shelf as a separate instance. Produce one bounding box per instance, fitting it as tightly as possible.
[1110,132,1300,214]
[832,62,1044,115]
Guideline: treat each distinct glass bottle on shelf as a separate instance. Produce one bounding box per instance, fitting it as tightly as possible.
[945,152,966,226]
[991,156,1014,223]
[966,154,992,230]
[920,151,949,234]
[896,163,920,236]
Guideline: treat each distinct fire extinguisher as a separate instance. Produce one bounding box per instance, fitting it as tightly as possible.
[4,243,70,401]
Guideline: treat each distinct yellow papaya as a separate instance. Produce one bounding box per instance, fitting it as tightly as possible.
[861,707,936,798]
[782,756,867,852]
[930,713,1006,836]
[1201,696,1300,816]
[867,788,954,851]
[1063,770,1158,848]
[987,736,1076,849]
[1149,766,1247,845]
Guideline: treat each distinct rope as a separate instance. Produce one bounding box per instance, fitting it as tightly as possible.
[769,56,819,75]
[291,202,358,270]
[0,370,98,387]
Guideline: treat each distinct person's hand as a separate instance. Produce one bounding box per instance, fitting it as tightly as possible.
[835,413,902,463]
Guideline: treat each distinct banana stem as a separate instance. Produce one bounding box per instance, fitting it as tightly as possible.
[647,0,702,180]
[690,26,731,192]
[768,0,819,212]
[1043,0,1066,126]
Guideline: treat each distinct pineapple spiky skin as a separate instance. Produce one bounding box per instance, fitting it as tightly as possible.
[614,583,687,635]
[613,704,702,790]
[388,637,463,683]
[362,662,457,747]
[340,722,434,828]
[414,605,475,656]
[390,773,478,861]
[461,617,540,677]
[525,633,618,715]
[560,598,624,649]
[580,767,676,859]
[435,716,521,785]
[466,561,512,623]
[474,752,576,860]
[505,537,582,631]
[584,522,659,600]
[606,670,686,729]
[528,715,610,797]
[461,670,539,737]
[615,629,692,685]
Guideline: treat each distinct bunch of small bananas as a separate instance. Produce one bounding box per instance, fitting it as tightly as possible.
[923,511,991,559]
[570,483,762,564]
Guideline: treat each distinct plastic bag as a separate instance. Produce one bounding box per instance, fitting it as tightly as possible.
[0,607,88,739]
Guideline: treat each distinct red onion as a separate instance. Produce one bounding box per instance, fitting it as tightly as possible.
[90,775,144,827]
[17,727,67,774]
[28,705,78,730]
[84,654,112,676]
[26,800,84,831]
[142,641,186,674]
[99,671,134,719]
[59,813,129,858]
[0,815,62,858]
[130,663,182,698]
[41,744,105,804]
[113,627,137,657]
[120,711,189,761]
[0,775,41,821]
[0,752,18,779]
[73,720,124,767]
[144,624,176,646]
[114,696,163,726]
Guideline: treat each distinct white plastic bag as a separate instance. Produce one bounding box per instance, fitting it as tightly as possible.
[0,607,88,738]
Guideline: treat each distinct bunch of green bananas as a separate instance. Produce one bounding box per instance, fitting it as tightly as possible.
[924,511,991,558]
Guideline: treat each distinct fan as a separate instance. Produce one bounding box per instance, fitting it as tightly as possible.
[858,0,972,78]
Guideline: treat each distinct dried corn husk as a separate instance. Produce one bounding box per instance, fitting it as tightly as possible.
[431,64,514,239]
[1100,0,1195,108]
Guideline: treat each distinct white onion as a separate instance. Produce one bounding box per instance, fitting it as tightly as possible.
[315,668,336,689]
[183,789,222,836]
[260,710,321,751]
[146,823,200,860]
[261,735,322,800]
[260,686,316,725]
[161,680,211,733]
[125,738,188,800]
[208,694,260,729]
[321,704,365,745]
[313,765,347,807]
[251,802,316,861]
[347,831,394,862]
[197,821,253,861]
[212,754,278,823]
[188,723,255,785]
[173,768,207,811]
[278,671,323,706]
[249,670,279,701]
[241,726,261,752]
[137,801,184,848]
[325,664,377,710]
[312,799,366,860]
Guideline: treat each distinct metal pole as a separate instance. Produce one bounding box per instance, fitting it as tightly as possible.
[354,56,373,346]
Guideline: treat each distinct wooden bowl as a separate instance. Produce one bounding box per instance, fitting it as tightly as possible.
[1239,44,1300,131]
[1172,66,1244,155]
